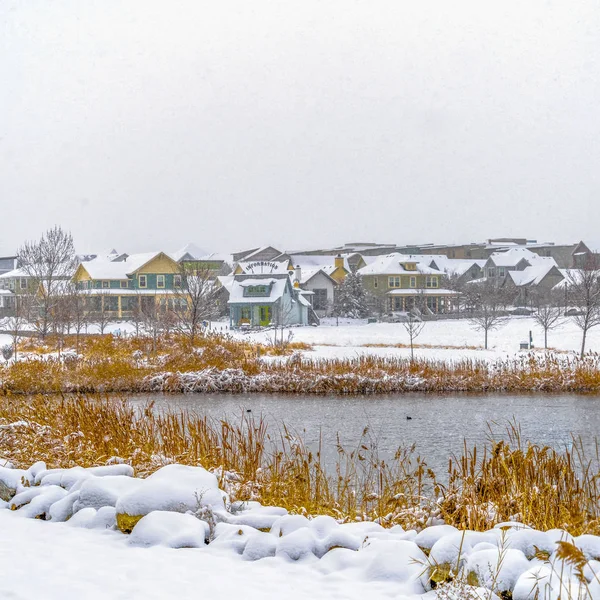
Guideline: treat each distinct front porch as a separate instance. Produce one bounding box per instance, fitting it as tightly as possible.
[229,303,274,328]
[386,289,460,315]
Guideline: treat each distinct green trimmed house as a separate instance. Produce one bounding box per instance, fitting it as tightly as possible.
[73,252,184,319]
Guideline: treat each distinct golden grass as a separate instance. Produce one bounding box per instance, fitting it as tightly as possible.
[4,334,600,394]
[1,394,599,535]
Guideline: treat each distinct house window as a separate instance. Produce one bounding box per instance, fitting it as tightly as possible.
[102,280,110,289]
[498,267,506,277]
[409,276,416,288]
[19,278,27,290]
[120,280,129,289]
[488,268,495,278]
[388,276,401,288]
[426,276,438,289]
[139,275,147,288]
[374,277,378,289]
[157,275,165,289]
[241,307,251,321]
[174,274,182,288]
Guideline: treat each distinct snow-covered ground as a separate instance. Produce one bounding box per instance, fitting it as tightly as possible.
[1,460,599,599]
[1,316,597,364]
[232,316,597,363]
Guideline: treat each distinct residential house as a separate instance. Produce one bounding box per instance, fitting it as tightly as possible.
[228,273,310,328]
[505,264,565,305]
[481,248,556,283]
[358,254,459,314]
[73,252,184,319]
[0,256,18,276]
[428,256,485,283]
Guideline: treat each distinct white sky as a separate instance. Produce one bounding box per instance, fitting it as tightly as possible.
[2,0,600,256]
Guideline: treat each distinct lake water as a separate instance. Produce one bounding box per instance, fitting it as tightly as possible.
[128,392,600,476]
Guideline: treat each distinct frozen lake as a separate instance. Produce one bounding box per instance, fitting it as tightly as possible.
[129,392,600,476]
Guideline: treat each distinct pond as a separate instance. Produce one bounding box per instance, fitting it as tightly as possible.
[128,392,600,476]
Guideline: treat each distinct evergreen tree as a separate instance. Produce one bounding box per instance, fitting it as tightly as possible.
[333,272,370,319]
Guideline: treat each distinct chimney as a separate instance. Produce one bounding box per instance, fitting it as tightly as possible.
[294,265,301,287]
[335,255,344,269]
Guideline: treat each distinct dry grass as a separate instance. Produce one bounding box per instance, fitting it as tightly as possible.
[1,394,599,535]
[4,334,600,394]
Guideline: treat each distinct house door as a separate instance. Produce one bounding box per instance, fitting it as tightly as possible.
[259,306,271,326]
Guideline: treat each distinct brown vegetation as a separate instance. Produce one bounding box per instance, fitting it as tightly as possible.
[1,394,599,535]
[3,333,600,394]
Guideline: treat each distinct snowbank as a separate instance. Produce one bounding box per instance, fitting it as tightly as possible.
[1,459,599,599]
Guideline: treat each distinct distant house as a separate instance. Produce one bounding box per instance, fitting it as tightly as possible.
[358,254,459,314]
[228,273,310,328]
[505,264,564,305]
[0,256,18,277]
[481,248,557,283]
[73,252,183,319]
[428,256,484,283]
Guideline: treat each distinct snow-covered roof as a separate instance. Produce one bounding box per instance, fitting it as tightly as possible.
[486,248,558,268]
[238,278,278,287]
[429,256,484,276]
[171,243,206,262]
[508,264,561,287]
[288,254,350,272]
[80,252,171,280]
[228,278,289,304]
[357,253,444,276]
[297,267,337,285]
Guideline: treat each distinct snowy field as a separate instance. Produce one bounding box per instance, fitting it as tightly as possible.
[1,460,599,600]
[231,316,599,363]
[1,316,598,364]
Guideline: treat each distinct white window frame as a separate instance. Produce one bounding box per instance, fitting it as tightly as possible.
[373,277,378,289]
[409,276,416,288]
[174,274,182,288]
[388,276,400,289]
[19,278,27,290]
[426,276,439,289]
[157,274,166,289]
[120,280,129,289]
[139,275,147,289]
[102,280,110,289]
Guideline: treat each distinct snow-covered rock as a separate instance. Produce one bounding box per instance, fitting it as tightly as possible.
[129,511,209,548]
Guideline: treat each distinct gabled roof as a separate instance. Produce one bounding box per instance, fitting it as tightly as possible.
[508,264,563,287]
[78,252,177,280]
[171,243,206,262]
[298,267,337,286]
[228,274,292,304]
[357,253,444,276]
[429,257,485,276]
[485,248,557,269]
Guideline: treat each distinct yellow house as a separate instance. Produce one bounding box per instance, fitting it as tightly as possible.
[73,252,184,319]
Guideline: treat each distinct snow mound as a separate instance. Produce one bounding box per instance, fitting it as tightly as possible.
[129,511,209,548]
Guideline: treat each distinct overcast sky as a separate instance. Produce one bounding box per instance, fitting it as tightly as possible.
[2,0,600,256]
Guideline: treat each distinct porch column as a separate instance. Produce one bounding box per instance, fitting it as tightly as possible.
[118,296,122,319]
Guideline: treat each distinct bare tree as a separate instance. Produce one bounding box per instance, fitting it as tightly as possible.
[173,265,221,346]
[17,226,77,340]
[530,288,563,349]
[566,256,600,358]
[402,310,425,362]
[0,300,29,361]
[468,281,508,350]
